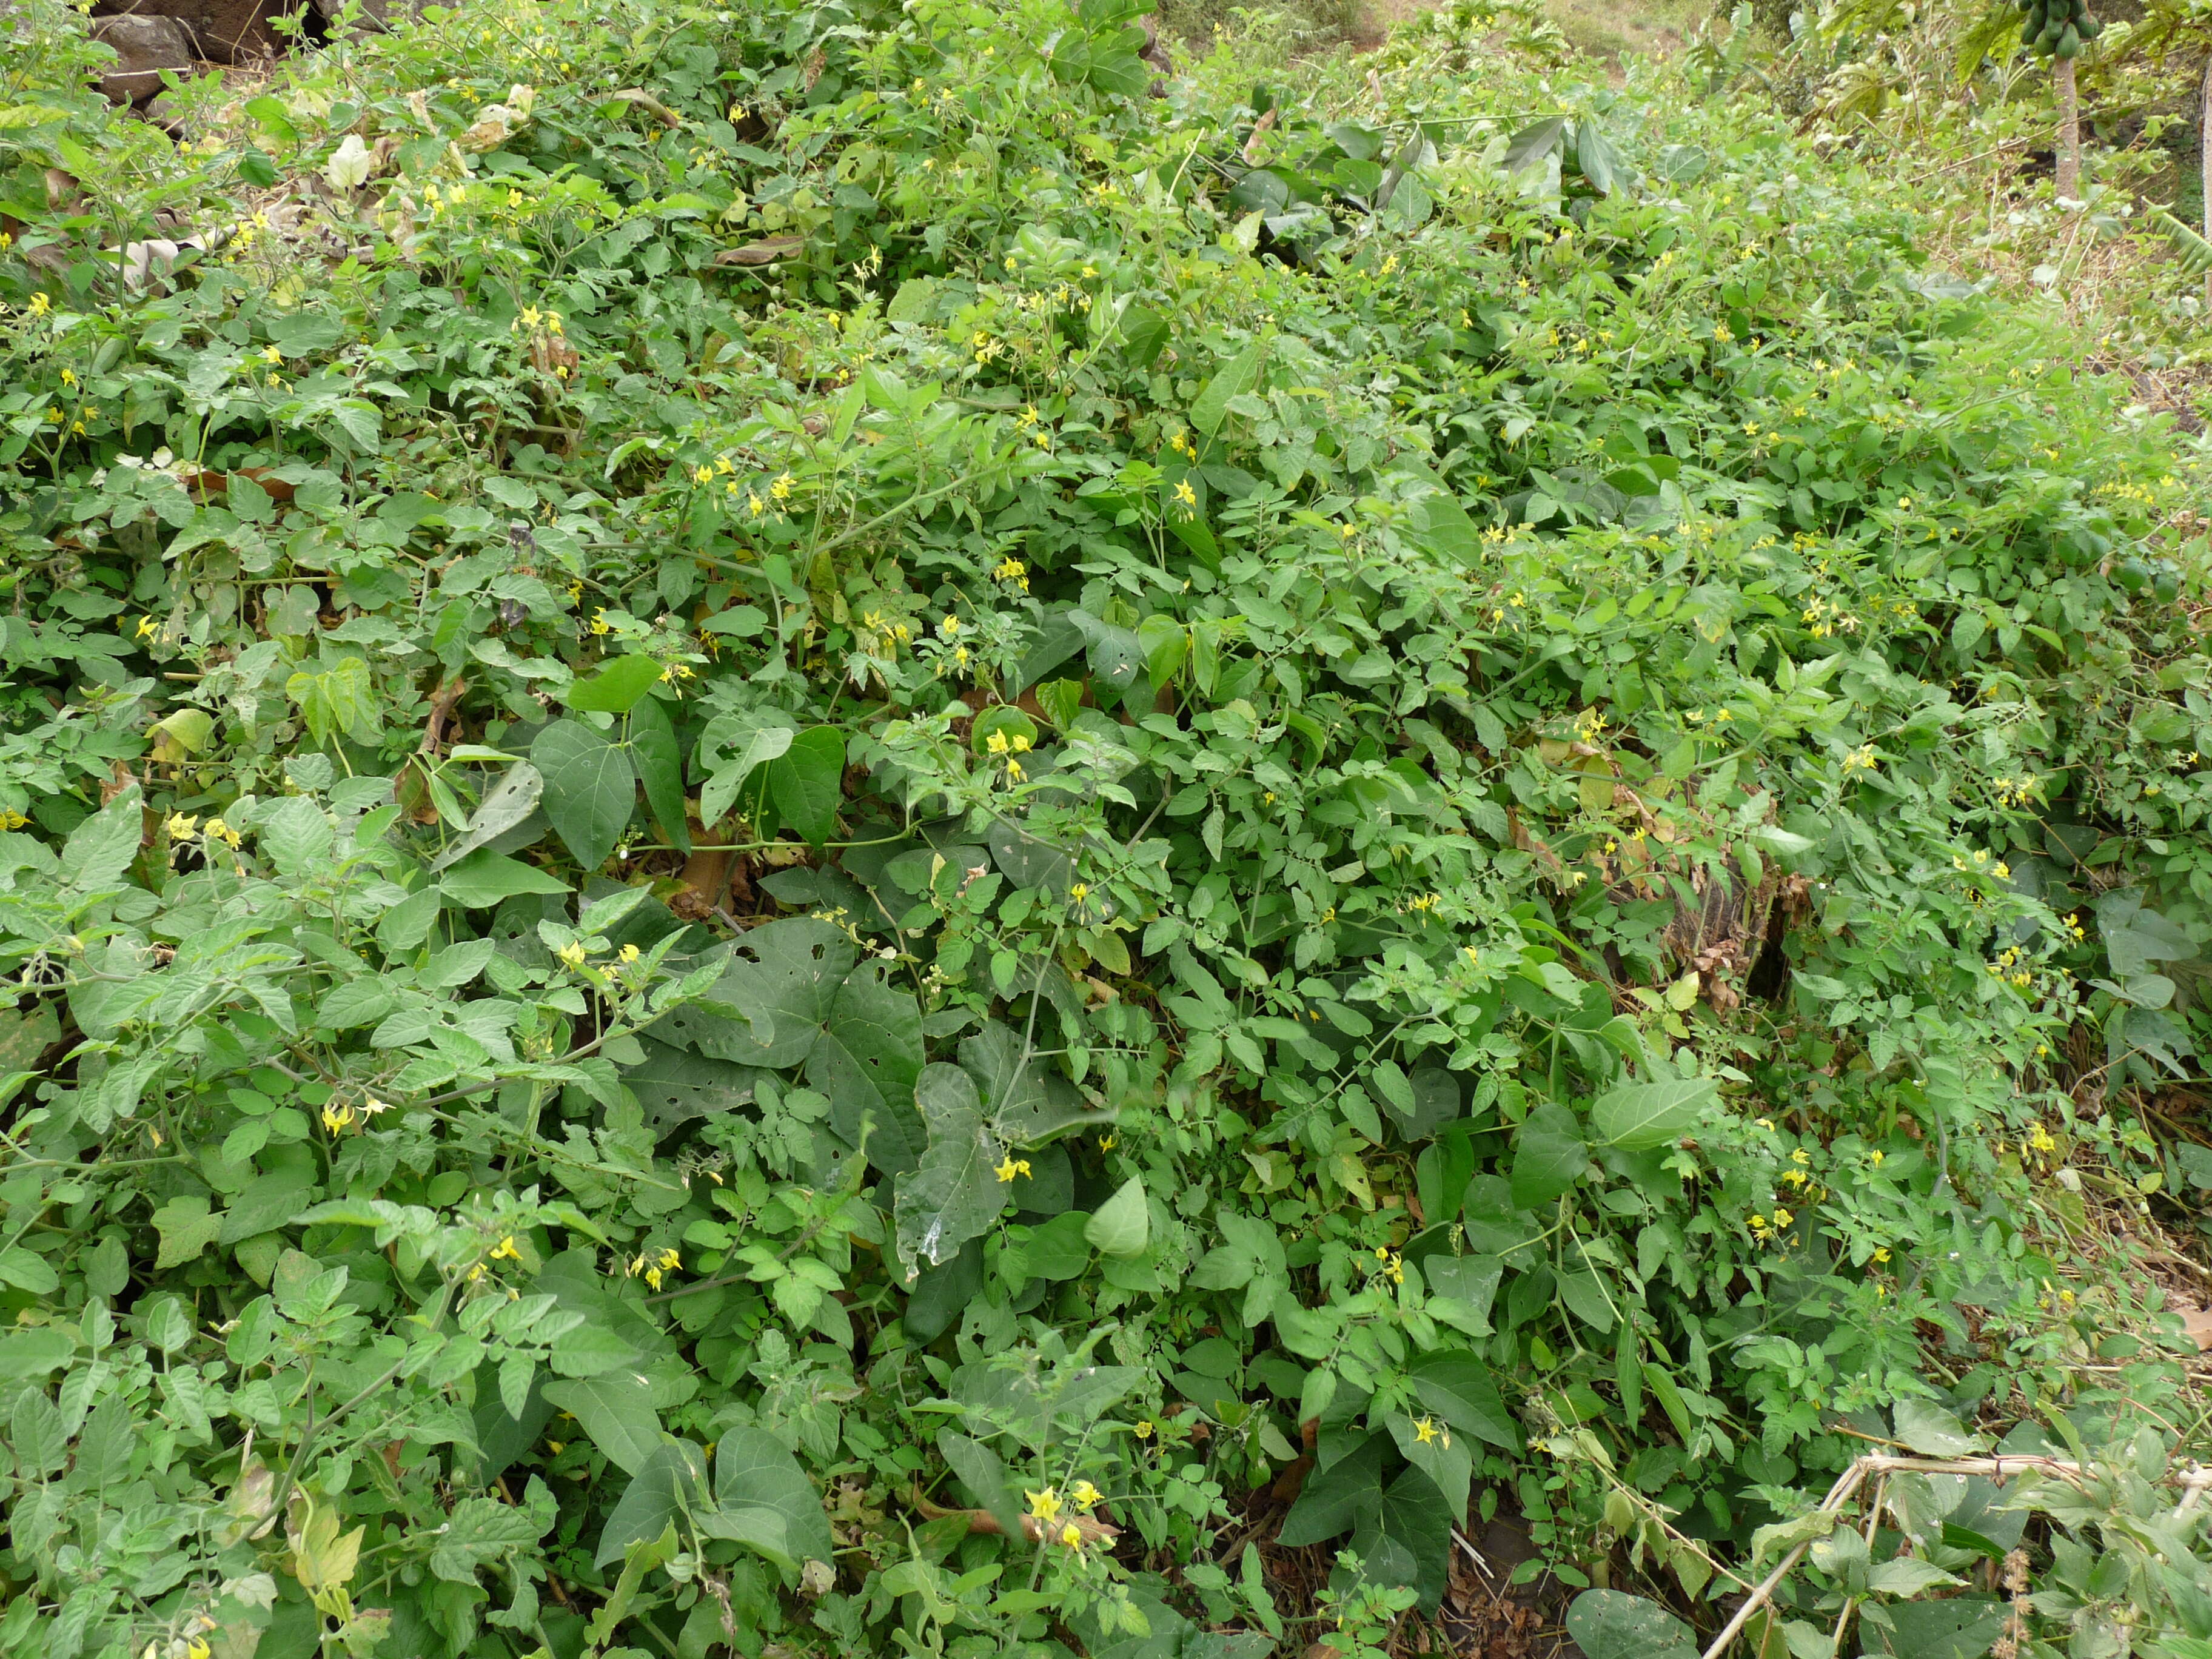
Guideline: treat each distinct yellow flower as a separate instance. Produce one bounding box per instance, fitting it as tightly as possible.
[1132,1420,1153,1439]
[1173,479,1198,509]
[1027,1487,1062,1523]
[490,1236,521,1261]
[557,942,588,970]
[1070,1480,1101,1508]
[189,1641,211,1659]
[693,464,714,484]
[995,1155,1031,1182]
[769,472,794,500]
[987,731,1009,755]
[27,293,51,317]
[0,811,25,831]
[1413,1416,1437,1444]
[322,1103,355,1134]
[1772,1207,1794,1227]
[1872,1247,1891,1264]
[1062,1522,1084,1547]
[261,344,283,364]
[590,609,610,635]
[167,813,199,840]
[206,818,240,848]
[1070,883,1089,903]
[1005,759,1025,782]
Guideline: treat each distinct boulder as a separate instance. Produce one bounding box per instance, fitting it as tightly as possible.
[90,0,280,65]
[87,13,193,103]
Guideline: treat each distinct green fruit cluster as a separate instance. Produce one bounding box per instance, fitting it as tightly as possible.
[2019,0,2100,59]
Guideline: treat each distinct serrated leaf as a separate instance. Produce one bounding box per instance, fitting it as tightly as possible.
[152,1195,226,1270]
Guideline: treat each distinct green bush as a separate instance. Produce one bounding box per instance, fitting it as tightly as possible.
[1,0,2210,1652]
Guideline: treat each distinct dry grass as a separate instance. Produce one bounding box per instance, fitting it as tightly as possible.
[1541,0,1710,63]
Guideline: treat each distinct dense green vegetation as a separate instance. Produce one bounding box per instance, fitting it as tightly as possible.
[5,0,2212,1654]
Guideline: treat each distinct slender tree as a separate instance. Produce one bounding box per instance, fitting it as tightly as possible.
[2019,0,2102,199]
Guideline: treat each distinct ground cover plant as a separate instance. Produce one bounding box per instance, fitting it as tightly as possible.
[5,0,2212,1654]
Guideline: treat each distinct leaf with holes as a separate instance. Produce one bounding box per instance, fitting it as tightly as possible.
[893,1064,1003,1277]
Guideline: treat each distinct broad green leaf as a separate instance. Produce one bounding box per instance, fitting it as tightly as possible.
[696,712,795,826]
[1509,1101,1587,1209]
[715,1426,837,1567]
[621,1035,762,1128]
[533,718,635,871]
[1589,1077,1715,1151]
[60,786,141,890]
[219,1170,315,1245]
[893,1063,1002,1276]
[0,1329,74,1380]
[1866,1557,1963,1596]
[566,655,664,714]
[654,918,856,1068]
[1406,1350,1521,1450]
[1360,1466,1455,1610]
[543,1370,663,1476]
[429,1490,554,1583]
[628,695,689,853]
[1503,115,1568,174]
[0,1246,57,1295]
[808,961,927,1175]
[256,796,335,880]
[1893,1398,1979,1456]
[1386,1409,1473,1523]
[1276,1430,1386,1547]
[693,1503,794,1572]
[1423,1255,1501,1336]
[765,726,845,846]
[1190,337,1270,437]
[429,762,545,872]
[440,850,571,907]
[936,1430,1027,1542]
[549,1319,643,1378]
[959,1020,1102,1143]
[1566,1590,1699,1659]
[1084,1177,1148,1258]
[594,1439,708,1566]
[153,1195,226,1270]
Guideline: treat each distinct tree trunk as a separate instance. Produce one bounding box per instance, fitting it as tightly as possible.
[2055,56,2081,203]
[2200,56,2211,304]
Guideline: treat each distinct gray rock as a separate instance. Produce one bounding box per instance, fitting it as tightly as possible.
[90,0,280,66]
[87,13,193,104]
